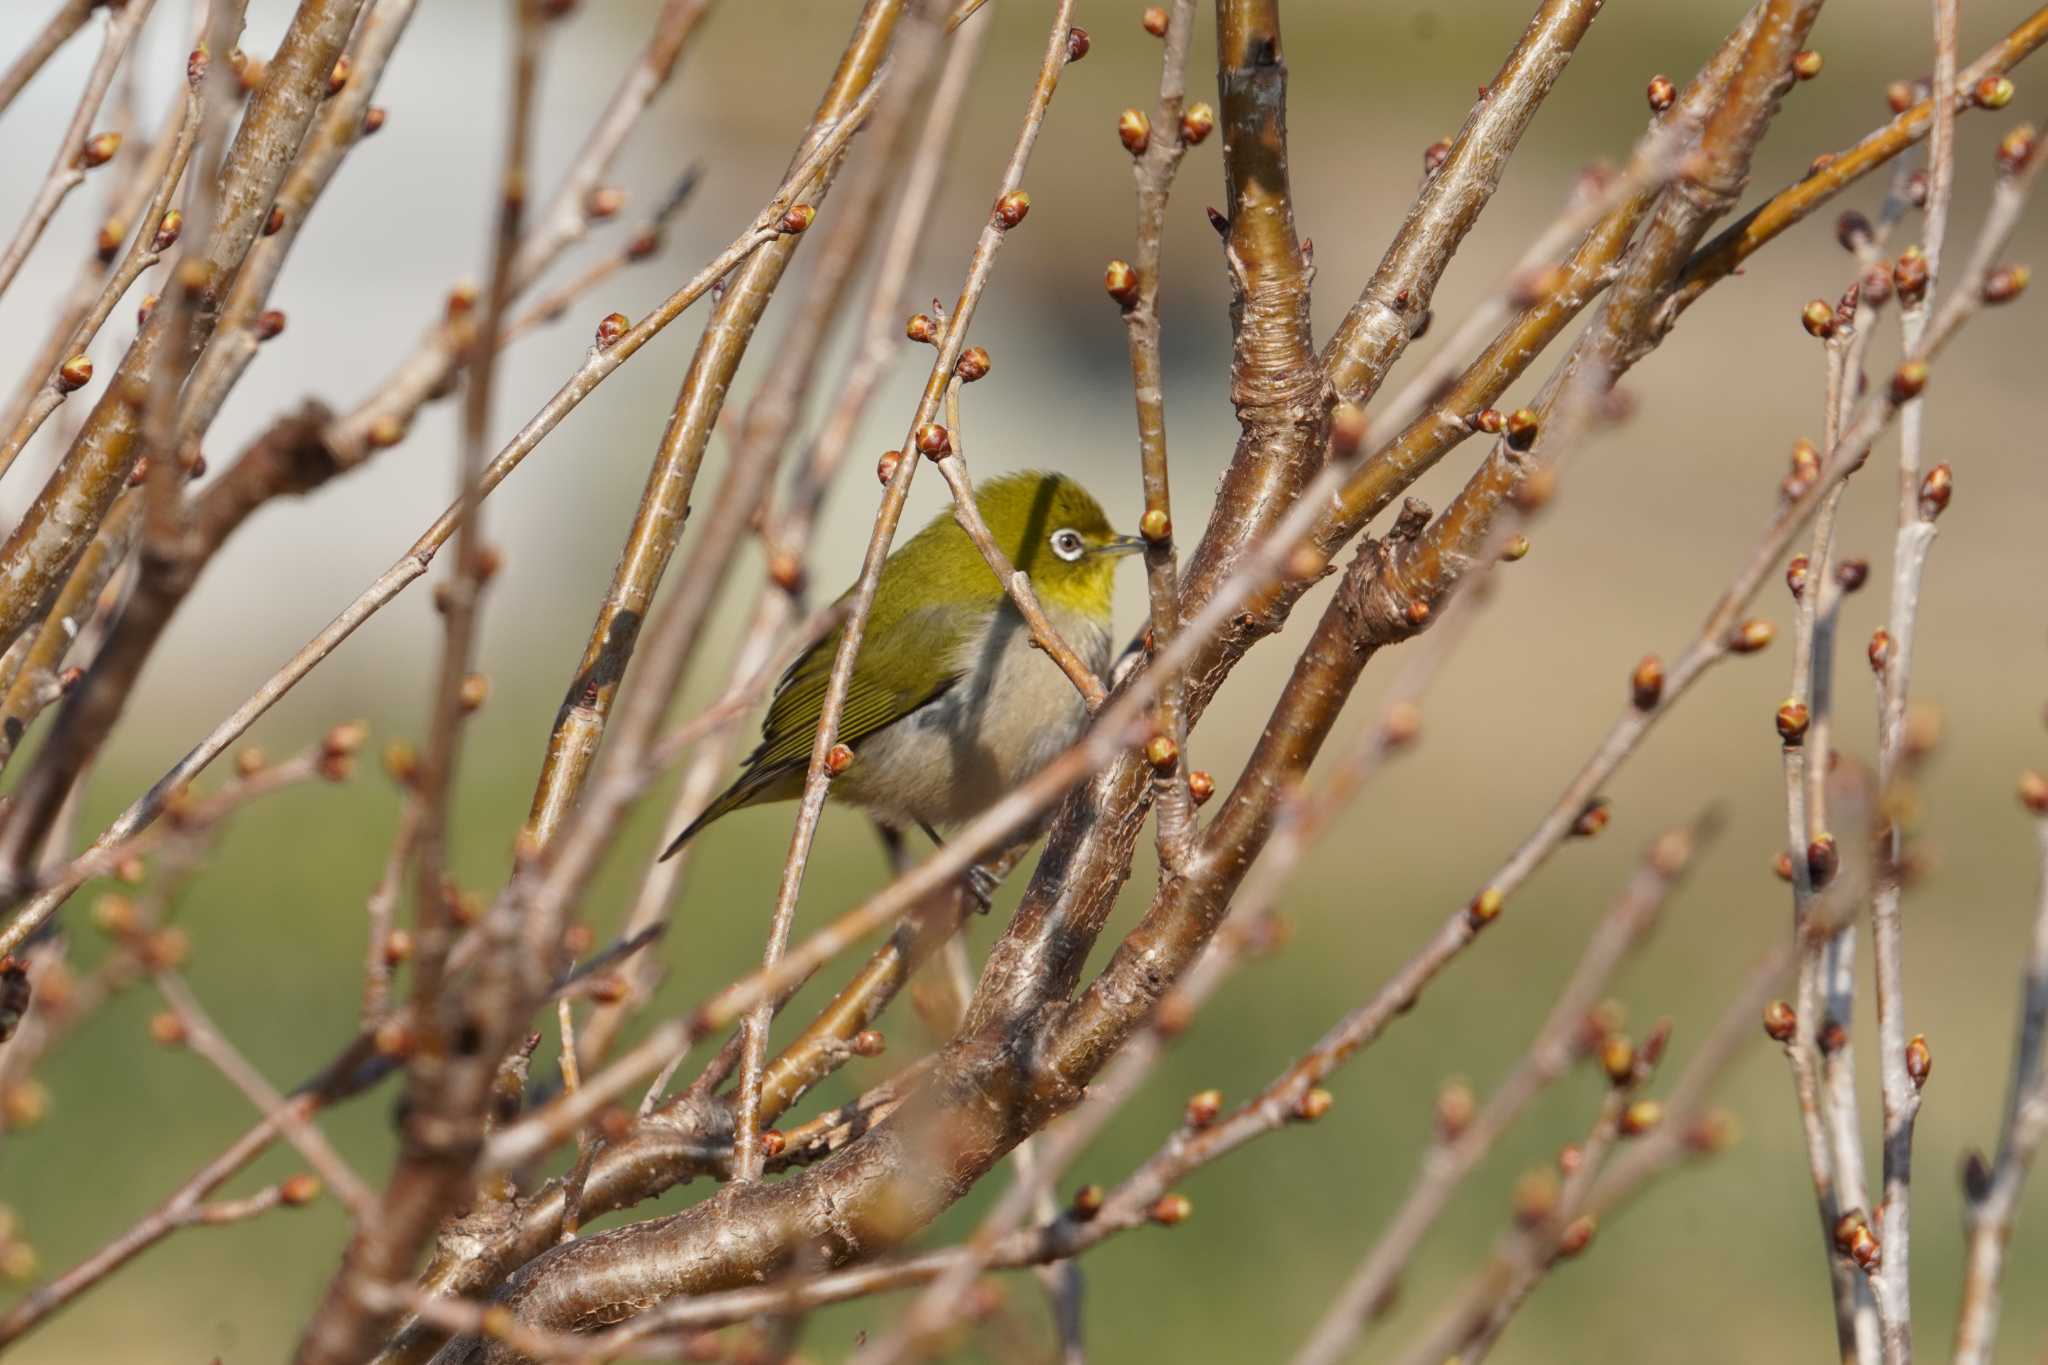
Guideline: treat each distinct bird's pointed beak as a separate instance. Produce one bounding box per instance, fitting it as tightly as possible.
[1099,535,1148,558]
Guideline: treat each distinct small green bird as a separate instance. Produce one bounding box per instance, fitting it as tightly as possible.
[660,470,1141,859]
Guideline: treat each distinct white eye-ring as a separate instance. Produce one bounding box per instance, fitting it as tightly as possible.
[1050,528,1086,562]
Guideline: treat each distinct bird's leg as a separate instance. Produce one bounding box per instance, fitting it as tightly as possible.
[873,820,910,876]
[918,820,999,912]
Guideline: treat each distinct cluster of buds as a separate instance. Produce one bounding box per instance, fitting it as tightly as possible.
[1835,1211,1882,1272]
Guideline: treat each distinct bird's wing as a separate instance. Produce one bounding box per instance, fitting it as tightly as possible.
[741,599,976,778]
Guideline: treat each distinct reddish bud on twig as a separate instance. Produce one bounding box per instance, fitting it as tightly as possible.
[1836,558,1868,592]
[1892,249,1929,306]
[1728,619,1775,654]
[1974,75,2016,109]
[78,131,120,168]
[1785,555,1810,599]
[1558,1215,1598,1258]
[1500,533,1531,562]
[584,186,625,220]
[1572,799,1610,839]
[95,218,123,262]
[1436,1078,1476,1139]
[955,346,991,382]
[1687,1108,1740,1154]
[362,106,387,136]
[92,893,136,937]
[1139,508,1171,544]
[1906,1034,1931,1088]
[1764,1000,1797,1042]
[1382,700,1422,748]
[1600,1035,1635,1084]
[905,312,938,344]
[1141,5,1169,36]
[1982,265,2030,303]
[1473,407,1505,435]
[1149,1193,1192,1226]
[1188,770,1215,806]
[1885,80,1915,114]
[778,204,814,234]
[1917,462,1952,520]
[993,190,1030,228]
[876,449,902,485]
[1118,108,1152,155]
[1620,1099,1663,1137]
[1065,26,1089,62]
[1631,655,1664,710]
[457,673,489,714]
[1807,834,1838,887]
[1294,1087,1333,1122]
[1181,103,1215,145]
[137,293,157,326]
[1777,700,1810,745]
[153,209,184,251]
[1834,1211,1867,1252]
[1868,629,1892,674]
[1889,360,1929,404]
[825,743,854,776]
[1513,1169,1560,1225]
[1503,408,1539,451]
[767,552,804,595]
[234,747,267,778]
[1071,1184,1105,1219]
[327,55,350,96]
[262,205,286,237]
[595,312,629,348]
[148,1012,187,1046]
[1836,209,1873,253]
[1791,49,1823,80]
[914,423,950,459]
[56,356,93,393]
[1997,123,2039,175]
[1145,734,1179,770]
[1184,1089,1222,1129]
[851,1029,885,1058]
[1646,74,1676,112]
[1467,887,1505,927]
[279,1174,322,1207]
[255,309,286,341]
[1850,1224,1882,1272]
[382,929,414,965]
[1329,401,1367,457]
[758,1129,786,1158]
[1801,299,1836,338]
[2018,769,2048,814]
[1422,138,1451,175]
[1104,258,1139,306]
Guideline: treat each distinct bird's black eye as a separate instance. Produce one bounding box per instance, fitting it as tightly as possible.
[1050,528,1086,562]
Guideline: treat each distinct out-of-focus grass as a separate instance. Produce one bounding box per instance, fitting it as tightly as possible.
[2,0,2045,1361]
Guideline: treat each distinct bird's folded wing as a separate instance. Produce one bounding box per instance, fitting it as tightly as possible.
[741,602,973,778]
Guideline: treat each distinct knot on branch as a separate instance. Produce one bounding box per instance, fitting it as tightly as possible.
[193,399,342,553]
[1335,497,1439,649]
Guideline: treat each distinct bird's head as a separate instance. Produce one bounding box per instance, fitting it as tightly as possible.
[975,470,1141,619]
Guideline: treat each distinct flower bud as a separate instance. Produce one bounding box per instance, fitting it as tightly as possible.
[825,743,854,775]
[1974,75,2015,109]
[1182,103,1215,145]
[1620,1099,1663,1136]
[1188,770,1215,805]
[1835,558,1868,592]
[1785,555,1810,599]
[876,449,902,485]
[1070,1184,1105,1219]
[1801,299,1836,338]
[993,190,1030,228]
[1422,138,1452,175]
[1436,1078,1476,1139]
[1295,1087,1333,1122]
[1184,1089,1222,1128]
[1145,734,1179,770]
[1512,1168,1559,1225]
[154,210,184,251]
[1504,408,1539,451]
[1646,75,1676,112]
[852,1029,885,1057]
[362,106,387,136]
[327,55,351,96]
[1600,1035,1635,1084]
[1140,508,1171,543]
[1728,619,1775,654]
[1330,401,1367,457]
[1763,1000,1797,1041]
[1997,124,2039,175]
[2019,769,2048,814]
[1500,533,1531,562]
[79,131,120,168]
[778,204,815,234]
[279,1174,322,1207]
[1141,6,1169,35]
[56,355,93,393]
[1889,360,1929,404]
[914,423,950,459]
[1631,655,1664,710]
[1791,50,1824,80]
[1118,108,1151,155]
[458,673,490,713]
[148,1011,188,1046]
[1065,26,1090,62]
[1149,1193,1192,1225]
[1906,1034,1931,1088]
[1467,886,1505,927]
[1917,462,1951,520]
[1104,258,1138,307]
[1558,1215,1597,1258]
[955,346,991,382]
[584,185,625,220]
[255,309,286,341]
[596,311,629,348]
[1983,265,2030,304]
[1777,699,1810,744]
[1572,799,1610,839]
[1868,628,1892,674]
[1807,834,1838,887]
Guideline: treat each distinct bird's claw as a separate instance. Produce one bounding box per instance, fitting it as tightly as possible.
[964,864,1000,912]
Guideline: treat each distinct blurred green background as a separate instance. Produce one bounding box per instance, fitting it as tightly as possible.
[1,0,2045,1360]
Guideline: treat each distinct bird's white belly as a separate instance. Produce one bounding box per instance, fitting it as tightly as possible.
[840,604,1109,830]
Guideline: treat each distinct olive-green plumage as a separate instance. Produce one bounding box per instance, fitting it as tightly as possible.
[659,471,1140,859]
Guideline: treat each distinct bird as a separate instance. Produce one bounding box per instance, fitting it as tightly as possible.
[659,470,1141,862]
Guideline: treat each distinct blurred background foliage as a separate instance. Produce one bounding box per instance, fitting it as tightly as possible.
[0,0,2044,1360]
